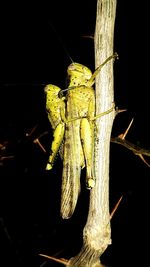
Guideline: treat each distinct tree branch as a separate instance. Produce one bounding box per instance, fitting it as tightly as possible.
[67,0,117,266]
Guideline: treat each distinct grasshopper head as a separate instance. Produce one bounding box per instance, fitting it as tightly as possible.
[67,62,92,86]
[44,84,61,96]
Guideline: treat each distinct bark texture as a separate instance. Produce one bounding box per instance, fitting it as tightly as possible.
[68,0,117,266]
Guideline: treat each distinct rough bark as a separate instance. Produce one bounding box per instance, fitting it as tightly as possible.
[68,0,117,266]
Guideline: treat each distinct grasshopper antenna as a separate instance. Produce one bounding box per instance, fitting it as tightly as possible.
[48,21,74,64]
[58,86,77,97]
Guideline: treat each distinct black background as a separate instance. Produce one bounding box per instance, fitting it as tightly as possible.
[0,1,149,266]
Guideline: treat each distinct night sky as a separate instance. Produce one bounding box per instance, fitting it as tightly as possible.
[0,1,150,267]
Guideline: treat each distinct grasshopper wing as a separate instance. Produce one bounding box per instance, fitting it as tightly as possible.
[60,91,82,219]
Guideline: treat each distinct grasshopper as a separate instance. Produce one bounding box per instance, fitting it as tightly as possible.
[44,84,66,170]
[45,53,118,219]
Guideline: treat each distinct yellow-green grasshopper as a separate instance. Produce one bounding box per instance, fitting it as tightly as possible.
[45,53,118,219]
[60,53,117,219]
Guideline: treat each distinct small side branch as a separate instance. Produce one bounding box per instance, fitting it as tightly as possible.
[111,118,150,167]
[111,137,150,157]
[111,137,150,167]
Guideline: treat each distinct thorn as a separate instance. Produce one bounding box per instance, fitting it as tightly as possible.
[0,144,6,150]
[82,35,94,40]
[1,155,14,161]
[121,118,134,140]
[115,107,127,115]
[0,141,9,150]
[33,138,46,153]
[110,195,123,220]
[39,261,47,267]
[114,52,119,60]
[138,154,150,167]
[26,125,38,137]
[36,131,48,140]
[39,254,68,266]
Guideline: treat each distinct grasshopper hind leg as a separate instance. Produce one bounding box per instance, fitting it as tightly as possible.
[46,122,65,170]
[80,118,95,189]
